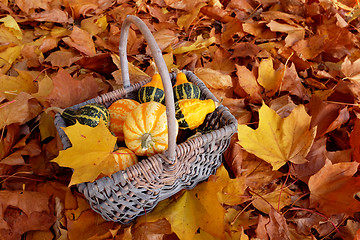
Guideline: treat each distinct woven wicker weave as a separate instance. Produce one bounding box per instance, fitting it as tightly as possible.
[54,15,237,223]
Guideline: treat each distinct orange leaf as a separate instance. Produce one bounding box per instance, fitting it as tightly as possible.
[235,64,262,103]
[63,26,96,56]
[0,92,42,129]
[46,68,99,108]
[309,162,360,216]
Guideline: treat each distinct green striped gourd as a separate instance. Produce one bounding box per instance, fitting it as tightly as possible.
[76,103,110,127]
[173,71,201,102]
[138,73,165,104]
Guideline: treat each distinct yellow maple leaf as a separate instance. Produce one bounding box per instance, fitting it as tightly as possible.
[52,120,117,186]
[237,103,316,170]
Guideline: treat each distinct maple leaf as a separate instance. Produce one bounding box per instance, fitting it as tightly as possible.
[237,103,316,170]
[341,56,360,82]
[51,120,118,186]
[137,191,209,240]
[309,162,360,217]
[46,68,99,108]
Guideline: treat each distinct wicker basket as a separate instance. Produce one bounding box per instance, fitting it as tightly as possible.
[54,15,237,223]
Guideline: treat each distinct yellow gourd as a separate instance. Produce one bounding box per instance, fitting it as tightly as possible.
[175,99,217,130]
[123,101,178,156]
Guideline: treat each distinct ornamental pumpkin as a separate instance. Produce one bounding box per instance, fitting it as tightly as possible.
[113,147,138,171]
[123,101,178,156]
[76,103,110,127]
[138,73,165,104]
[47,103,110,127]
[108,99,140,141]
[173,71,201,102]
[175,99,218,130]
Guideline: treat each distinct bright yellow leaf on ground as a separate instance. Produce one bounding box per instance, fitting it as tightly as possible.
[173,35,216,54]
[257,58,282,97]
[237,103,316,170]
[137,191,208,240]
[52,120,118,186]
[214,165,247,206]
[0,15,22,40]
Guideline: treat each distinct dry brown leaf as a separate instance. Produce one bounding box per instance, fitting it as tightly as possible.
[63,26,96,57]
[290,137,327,183]
[235,64,262,103]
[0,190,56,240]
[267,20,305,47]
[266,209,291,240]
[46,68,99,108]
[350,118,360,163]
[308,95,348,137]
[0,92,42,130]
[309,162,360,216]
[341,56,360,81]
[44,50,82,68]
[30,8,71,23]
[281,63,308,99]
[231,42,261,58]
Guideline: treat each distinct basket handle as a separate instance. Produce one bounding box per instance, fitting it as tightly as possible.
[119,15,177,163]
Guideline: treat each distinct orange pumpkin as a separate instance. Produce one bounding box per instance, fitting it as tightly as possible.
[123,101,178,156]
[113,147,138,171]
[108,99,140,141]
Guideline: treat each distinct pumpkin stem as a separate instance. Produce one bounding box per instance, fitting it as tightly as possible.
[141,133,153,150]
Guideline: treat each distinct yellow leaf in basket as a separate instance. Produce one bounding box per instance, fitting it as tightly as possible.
[237,103,316,170]
[52,120,117,186]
